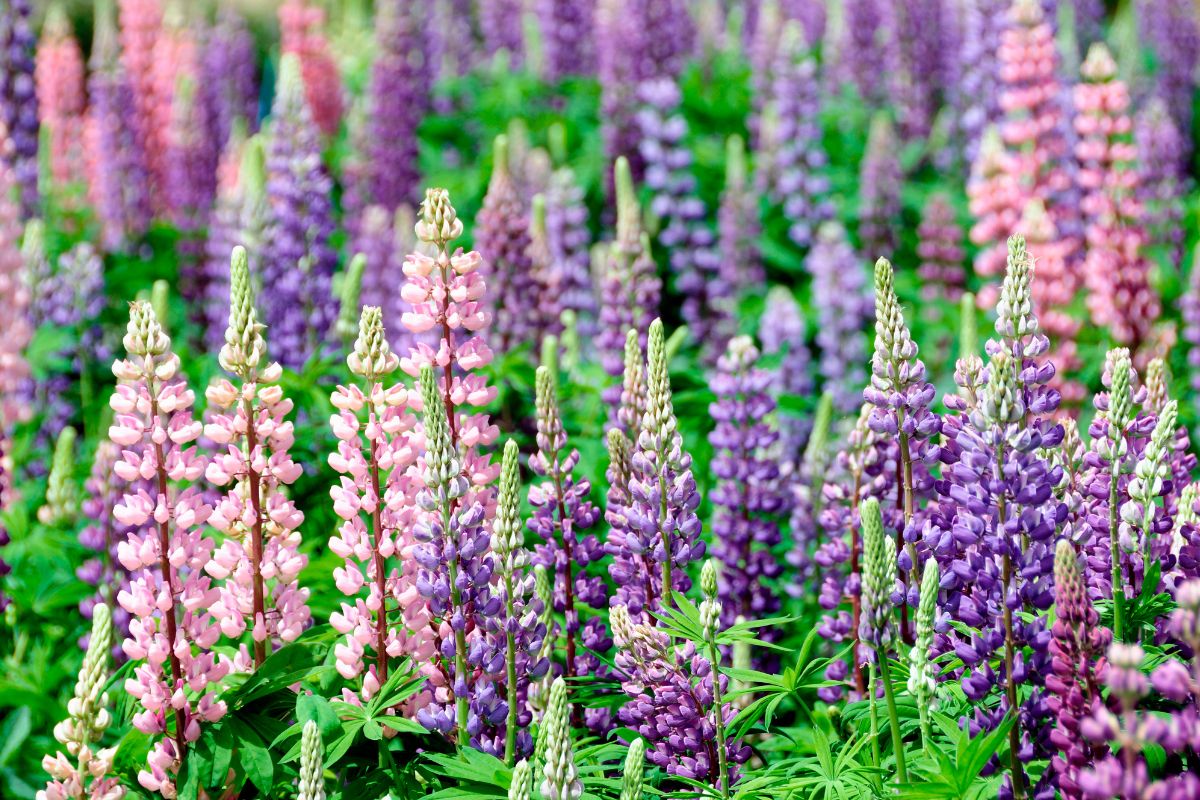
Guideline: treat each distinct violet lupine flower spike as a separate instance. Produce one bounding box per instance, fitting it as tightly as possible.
[758,287,812,464]
[1,0,38,217]
[110,302,226,797]
[543,128,595,339]
[625,319,704,616]
[413,365,503,752]
[529,365,605,688]
[598,158,661,412]
[708,336,786,634]
[807,223,871,414]
[328,306,432,701]
[539,677,581,800]
[493,439,550,764]
[867,257,940,584]
[858,115,902,258]
[858,496,906,783]
[618,329,648,443]
[717,135,763,304]
[477,135,535,352]
[1046,539,1109,800]
[261,53,338,369]
[205,247,311,670]
[37,604,124,800]
[1118,400,1178,588]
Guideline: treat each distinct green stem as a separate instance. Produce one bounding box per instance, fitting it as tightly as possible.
[876,655,908,785]
[868,665,881,772]
[706,639,731,799]
[996,442,1027,800]
[503,574,518,766]
[1109,454,1125,642]
[445,507,470,746]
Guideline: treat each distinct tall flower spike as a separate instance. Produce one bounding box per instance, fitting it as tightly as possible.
[908,559,940,747]
[38,604,124,800]
[40,426,78,526]
[619,738,646,800]
[477,135,535,351]
[618,329,648,442]
[509,758,533,800]
[205,247,311,669]
[278,0,343,136]
[858,114,902,257]
[759,287,813,463]
[539,677,581,800]
[1119,400,1178,573]
[807,223,871,413]
[718,134,763,301]
[111,301,225,797]
[36,4,86,190]
[857,497,896,654]
[1,0,39,217]
[260,53,338,369]
[297,720,326,800]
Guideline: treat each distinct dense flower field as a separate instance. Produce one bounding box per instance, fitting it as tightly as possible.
[5,0,1200,798]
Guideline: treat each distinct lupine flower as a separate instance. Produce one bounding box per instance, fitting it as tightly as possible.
[597,158,661,410]
[110,302,226,797]
[366,0,431,210]
[1137,0,1199,167]
[607,319,704,617]
[915,193,965,321]
[1075,43,1160,355]
[543,143,595,339]
[891,0,950,140]
[85,0,151,251]
[857,497,896,655]
[610,604,749,784]
[477,136,537,351]
[527,196,563,340]
[261,54,339,369]
[1,0,38,217]
[147,7,200,216]
[0,438,10,613]
[509,758,533,800]
[638,78,727,354]
[529,366,607,697]
[831,0,893,106]
[327,306,433,704]
[201,6,259,152]
[297,720,326,800]
[117,0,162,209]
[908,559,940,746]
[39,427,78,526]
[955,0,1005,163]
[619,738,646,800]
[1135,98,1187,266]
[806,222,871,414]
[717,135,763,303]
[1046,540,1109,800]
[1116,400,1178,591]
[413,365,505,752]
[539,677,581,800]
[480,0,524,66]
[353,204,410,342]
[279,0,343,137]
[399,188,500,509]
[203,131,250,350]
[0,153,28,429]
[708,336,786,634]
[35,5,86,189]
[595,0,646,187]
[1183,244,1200,400]
[204,248,311,670]
[858,115,901,258]
[492,440,550,762]
[538,0,595,81]
[967,126,1024,281]
[166,77,220,321]
[758,286,812,461]
[37,604,124,800]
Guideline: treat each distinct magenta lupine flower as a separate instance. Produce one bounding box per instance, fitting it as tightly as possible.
[1075,44,1160,356]
[806,223,871,414]
[610,604,749,783]
[118,0,162,210]
[399,189,500,511]
[597,158,661,410]
[607,319,704,617]
[858,114,901,259]
[539,0,595,80]
[967,127,1024,281]
[35,6,86,189]
[148,10,201,217]
[1136,98,1187,266]
[476,136,537,352]
[204,248,311,671]
[916,193,965,314]
[1046,540,1110,800]
[0,155,30,431]
[708,336,786,632]
[110,302,227,797]
[327,305,436,711]
[201,6,260,152]
[355,204,411,342]
[638,78,728,354]
[261,54,339,369]
[1,0,38,217]
[86,0,152,252]
[279,0,343,137]
[366,0,431,210]
[528,365,608,690]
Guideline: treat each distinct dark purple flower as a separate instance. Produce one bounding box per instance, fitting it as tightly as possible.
[858,114,902,259]
[539,0,596,80]
[477,136,537,352]
[806,223,871,414]
[201,6,259,153]
[1,0,38,218]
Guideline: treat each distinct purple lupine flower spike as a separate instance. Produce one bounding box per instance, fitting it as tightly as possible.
[1183,244,1200,402]
[367,0,431,210]
[637,78,728,355]
[954,0,1005,164]
[756,21,832,249]
[831,0,894,106]
[806,222,872,413]
[891,0,947,139]
[86,0,152,252]
[1,0,39,218]
[858,114,902,259]
[539,0,595,80]
[596,0,646,189]
[758,286,813,461]
[1136,98,1188,267]
[202,5,259,152]
[718,135,762,302]
[356,203,412,341]
[1137,0,1199,169]
[544,128,596,339]
[477,135,537,351]
[261,53,338,369]
[480,0,524,67]
[916,193,966,322]
[708,336,787,638]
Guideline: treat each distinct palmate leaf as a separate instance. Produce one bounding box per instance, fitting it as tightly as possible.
[222,624,337,709]
[785,726,879,800]
[897,712,1014,800]
[724,628,842,739]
